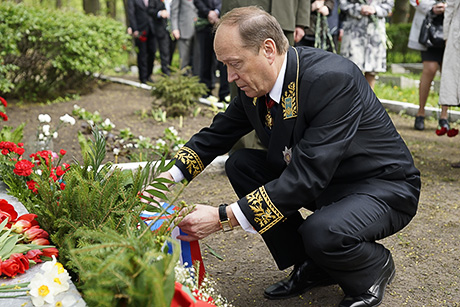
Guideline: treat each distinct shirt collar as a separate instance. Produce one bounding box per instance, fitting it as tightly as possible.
[268,53,287,104]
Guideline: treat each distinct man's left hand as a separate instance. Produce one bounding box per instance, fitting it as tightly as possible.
[177,204,221,241]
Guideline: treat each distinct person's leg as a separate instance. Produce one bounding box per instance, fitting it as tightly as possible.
[197,27,214,96]
[136,38,150,83]
[156,35,171,76]
[364,72,376,90]
[299,193,413,296]
[225,149,309,269]
[418,60,439,117]
[146,34,156,82]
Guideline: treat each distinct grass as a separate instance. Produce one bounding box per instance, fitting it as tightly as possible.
[374,73,460,113]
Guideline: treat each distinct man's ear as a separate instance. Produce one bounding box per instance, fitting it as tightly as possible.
[262,39,276,64]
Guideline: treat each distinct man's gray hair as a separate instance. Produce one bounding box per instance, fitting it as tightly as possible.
[215,6,289,55]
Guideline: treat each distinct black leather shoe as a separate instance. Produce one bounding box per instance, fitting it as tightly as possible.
[414,116,425,130]
[264,260,335,300]
[339,254,395,307]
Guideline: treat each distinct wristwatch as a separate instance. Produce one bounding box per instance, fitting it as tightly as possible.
[218,204,233,232]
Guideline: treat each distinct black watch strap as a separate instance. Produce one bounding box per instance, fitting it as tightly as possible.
[218,203,233,232]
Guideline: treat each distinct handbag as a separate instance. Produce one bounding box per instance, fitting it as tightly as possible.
[419,10,445,48]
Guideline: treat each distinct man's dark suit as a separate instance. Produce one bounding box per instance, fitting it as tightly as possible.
[173,47,421,295]
[127,0,157,83]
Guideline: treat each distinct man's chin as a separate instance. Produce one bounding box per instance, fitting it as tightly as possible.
[240,87,255,98]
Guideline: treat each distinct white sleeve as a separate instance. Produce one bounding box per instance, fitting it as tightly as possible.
[169,165,185,183]
[230,202,257,234]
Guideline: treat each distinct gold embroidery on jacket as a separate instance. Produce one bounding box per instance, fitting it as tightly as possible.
[174,146,204,179]
[282,82,297,119]
[282,47,300,120]
[246,187,284,234]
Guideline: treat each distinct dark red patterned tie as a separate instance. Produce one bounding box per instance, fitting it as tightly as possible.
[266,95,275,109]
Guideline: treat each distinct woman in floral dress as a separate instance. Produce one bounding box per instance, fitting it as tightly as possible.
[339,0,394,89]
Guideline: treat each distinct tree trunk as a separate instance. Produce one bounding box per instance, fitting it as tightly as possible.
[392,0,410,24]
[106,0,116,18]
[123,0,129,26]
[83,0,101,15]
[56,0,62,9]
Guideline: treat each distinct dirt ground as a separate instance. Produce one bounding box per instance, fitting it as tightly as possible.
[4,81,460,307]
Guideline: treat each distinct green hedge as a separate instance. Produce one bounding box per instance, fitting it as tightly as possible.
[0,3,131,101]
[386,23,421,64]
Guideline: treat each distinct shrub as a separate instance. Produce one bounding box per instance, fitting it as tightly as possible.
[0,3,131,101]
[386,23,421,64]
[151,67,208,117]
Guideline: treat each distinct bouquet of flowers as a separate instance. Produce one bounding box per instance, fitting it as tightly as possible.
[0,199,58,278]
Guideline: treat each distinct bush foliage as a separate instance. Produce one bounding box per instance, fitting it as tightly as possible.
[0,3,131,101]
[386,23,421,64]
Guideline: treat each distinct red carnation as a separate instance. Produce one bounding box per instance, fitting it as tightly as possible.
[436,127,447,136]
[56,166,65,177]
[0,112,8,121]
[0,96,7,107]
[59,149,66,156]
[14,147,25,156]
[60,182,66,190]
[27,180,39,194]
[447,128,459,137]
[13,160,34,177]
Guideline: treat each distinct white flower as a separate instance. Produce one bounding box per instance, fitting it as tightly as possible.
[28,273,58,306]
[169,126,178,136]
[55,294,86,307]
[42,125,51,136]
[38,114,51,123]
[126,143,133,148]
[113,148,120,155]
[35,169,43,176]
[60,114,76,125]
[139,135,145,141]
[88,120,94,126]
[156,139,166,146]
[53,132,58,139]
[38,133,45,140]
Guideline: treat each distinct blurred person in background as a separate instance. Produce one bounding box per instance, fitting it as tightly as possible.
[339,0,393,90]
[439,0,460,165]
[194,0,230,102]
[171,0,200,75]
[408,0,449,131]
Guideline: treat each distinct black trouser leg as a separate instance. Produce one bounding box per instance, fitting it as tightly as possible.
[299,194,413,295]
[225,149,308,270]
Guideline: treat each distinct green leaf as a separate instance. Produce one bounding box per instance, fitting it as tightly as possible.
[0,234,21,259]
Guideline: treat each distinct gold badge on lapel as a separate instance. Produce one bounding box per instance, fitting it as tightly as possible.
[282,146,292,165]
[281,82,297,120]
[253,97,257,106]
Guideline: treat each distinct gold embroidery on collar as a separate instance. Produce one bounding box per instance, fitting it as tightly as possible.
[281,48,300,120]
[246,186,284,234]
[174,146,204,179]
[253,97,257,106]
[281,82,297,119]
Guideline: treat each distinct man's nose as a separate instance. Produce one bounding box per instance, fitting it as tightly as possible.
[227,68,238,83]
